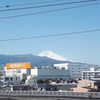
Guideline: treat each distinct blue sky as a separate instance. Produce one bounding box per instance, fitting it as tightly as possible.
[0,0,100,64]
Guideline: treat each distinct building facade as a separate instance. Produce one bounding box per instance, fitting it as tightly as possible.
[82,67,100,80]
[54,63,96,79]
[72,80,100,92]
[2,67,30,84]
[31,67,70,80]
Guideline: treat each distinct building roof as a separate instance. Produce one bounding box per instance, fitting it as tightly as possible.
[82,87,96,90]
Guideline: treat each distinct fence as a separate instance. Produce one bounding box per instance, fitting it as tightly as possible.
[0,91,100,98]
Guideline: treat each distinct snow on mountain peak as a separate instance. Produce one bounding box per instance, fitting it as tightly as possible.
[38,50,70,61]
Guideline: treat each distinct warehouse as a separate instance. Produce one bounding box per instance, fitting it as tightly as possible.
[31,66,70,80]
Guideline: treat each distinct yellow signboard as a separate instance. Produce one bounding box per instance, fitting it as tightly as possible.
[6,62,30,69]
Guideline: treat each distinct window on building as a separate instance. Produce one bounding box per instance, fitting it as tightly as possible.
[18,71,20,73]
[11,77,13,81]
[88,83,91,87]
[95,82,98,86]
[7,71,9,73]
[5,77,9,81]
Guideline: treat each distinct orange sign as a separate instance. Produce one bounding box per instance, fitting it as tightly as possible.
[6,62,30,69]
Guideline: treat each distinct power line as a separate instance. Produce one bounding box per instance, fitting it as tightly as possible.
[0,0,97,12]
[0,0,62,8]
[0,2,100,19]
[0,29,100,41]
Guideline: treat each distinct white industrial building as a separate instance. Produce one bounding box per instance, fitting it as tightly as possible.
[2,67,30,83]
[54,63,96,79]
[2,64,70,84]
[82,67,100,80]
[31,67,70,80]
[2,61,98,84]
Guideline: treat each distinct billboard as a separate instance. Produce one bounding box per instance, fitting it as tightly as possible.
[6,62,30,69]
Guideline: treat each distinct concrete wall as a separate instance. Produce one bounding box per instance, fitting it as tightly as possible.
[31,68,70,80]
[72,80,98,92]
[77,80,96,88]
[72,87,89,92]
[31,69,38,76]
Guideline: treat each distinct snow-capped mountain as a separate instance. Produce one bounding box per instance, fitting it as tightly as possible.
[38,50,71,61]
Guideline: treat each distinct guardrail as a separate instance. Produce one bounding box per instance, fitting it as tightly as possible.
[0,91,100,99]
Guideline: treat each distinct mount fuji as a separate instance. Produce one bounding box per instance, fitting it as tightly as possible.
[38,50,73,62]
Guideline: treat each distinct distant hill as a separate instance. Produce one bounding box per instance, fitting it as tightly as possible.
[0,54,68,67]
[0,51,97,68]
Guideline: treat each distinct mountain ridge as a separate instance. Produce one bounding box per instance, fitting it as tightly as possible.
[0,51,96,67]
[0,54,68,67]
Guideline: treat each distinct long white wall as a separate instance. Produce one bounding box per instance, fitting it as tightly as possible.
[31,68,70,80]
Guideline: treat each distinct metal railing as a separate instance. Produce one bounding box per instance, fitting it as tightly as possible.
[0,91,100,98]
